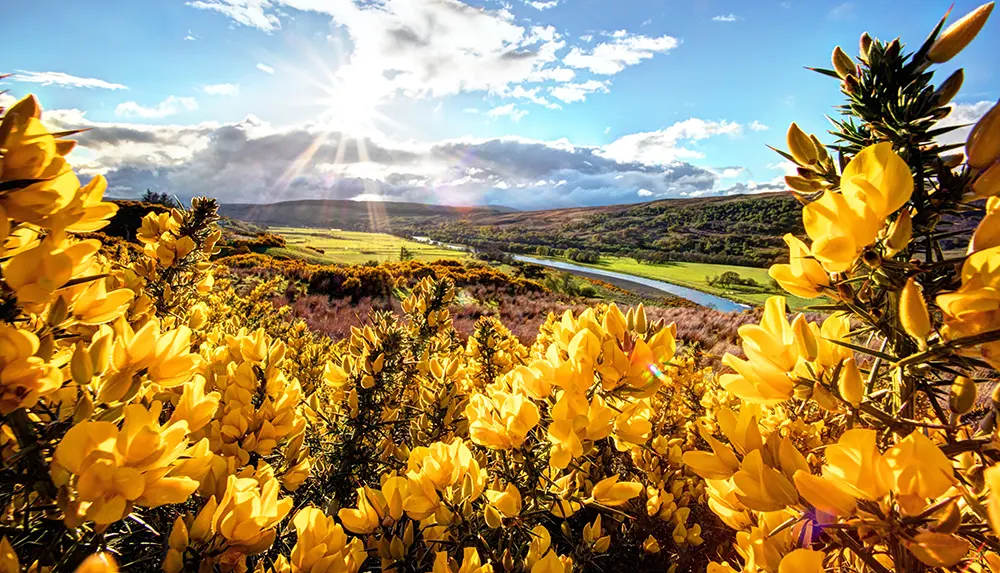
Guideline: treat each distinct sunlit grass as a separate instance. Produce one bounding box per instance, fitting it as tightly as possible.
[269,227,470,265]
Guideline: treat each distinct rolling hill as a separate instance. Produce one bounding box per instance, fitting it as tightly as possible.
[398,192,806,267]
[218,199,517,231]
[220,193,805,267]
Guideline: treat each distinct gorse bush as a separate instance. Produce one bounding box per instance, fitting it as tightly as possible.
[1,4,1000,573]
[0,88,716,573]
[684,4,1000,572]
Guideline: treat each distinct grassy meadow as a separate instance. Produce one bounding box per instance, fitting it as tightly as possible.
[263,227,805,309]
[266,226,470,265]
[532,254,813,309]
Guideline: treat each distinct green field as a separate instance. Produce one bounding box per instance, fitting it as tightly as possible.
[267,227,470,265]
[537,255,813,309]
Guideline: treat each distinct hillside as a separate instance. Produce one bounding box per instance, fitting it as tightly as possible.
[400,192,805,267]
[221,193,803,267]
[218,199,517,231]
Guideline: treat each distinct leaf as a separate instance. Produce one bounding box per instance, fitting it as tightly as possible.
[909,8,952,67]
[805,66,843,80]
[829,338,898,362]
[766,145,797,164]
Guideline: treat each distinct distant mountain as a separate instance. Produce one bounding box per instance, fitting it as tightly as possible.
[219,199,518,230]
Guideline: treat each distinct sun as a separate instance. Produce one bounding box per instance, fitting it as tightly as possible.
[317,67,391,136]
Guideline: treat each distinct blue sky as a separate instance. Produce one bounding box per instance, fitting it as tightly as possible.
[1,0,997,209]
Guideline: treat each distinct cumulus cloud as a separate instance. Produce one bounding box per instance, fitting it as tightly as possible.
[248,0,569,101]
[42,109,751,209]
[549,80,609,104]
[186,0,280,32]
[115,96,199,119]
[600,118,743,165]
[487,104,529,122]
[256,63,275,74]
[936,100,995,145]
[189,0,678,108]
[712,14,741,22]
[11,70,128,90]
[563,33,678,74]
[749,120,769,131]
[204,83,240,96]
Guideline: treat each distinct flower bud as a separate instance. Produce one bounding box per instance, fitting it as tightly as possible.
[792,315,819,362]
[900,277,932,342]
[75,553,118,573]
[974,162,1000,197]
[968,100,1000,168]
[934,69,964,107]
[886,209,913,256]
[928,2,994,63]
[885,38,901,61]
[787,123,818,165]
[859,32,873,59]
[832,46,854,79]
[943,153,966,168]
[838,357,864,407]
[949,376,977,415]
[810,134,830,164]
[844,74,861,95]
[785,175,821,193]
[634,303,648,334]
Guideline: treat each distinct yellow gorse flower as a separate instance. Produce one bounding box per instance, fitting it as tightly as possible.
[52,402,209,525]
[802,142,913,272]
[290,506,366,573]
[937,246,1000,368]
[466,385,540,450]
[768,233,830,299]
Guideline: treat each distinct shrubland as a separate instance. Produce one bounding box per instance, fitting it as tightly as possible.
[2,5,1000,573]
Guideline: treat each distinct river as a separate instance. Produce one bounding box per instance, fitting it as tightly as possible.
[512,255,751,312]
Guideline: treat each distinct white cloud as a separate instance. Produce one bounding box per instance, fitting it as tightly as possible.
[528,67,576,83]
[239,0,569,101]
[604,126,611,134]
[43,108,755,209]
[717,167,745,178]
[563,33,679,75]
[936,100,995,145]
[549,80,609,103]
[712,14,741,22]
[487,103,529,122]
[526,0,558,9]
[204,83,240,96]
[828,2,855,20]
[186,0,280,32]
[580,34,594,42]
[115,96,199,119]
[749,120,769,131]
[184,34,196,41]
[503,85,562,109]
[637,189,654,196]
[256,63,275,74]
[11,70,128,91]
[190,0,672,106]
[600,118,743,165]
